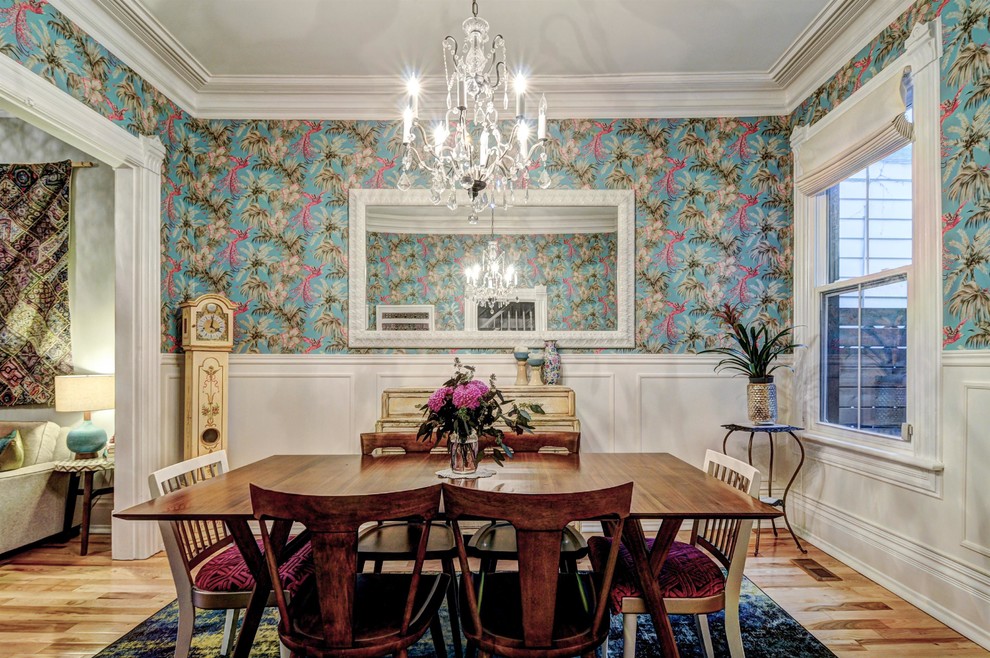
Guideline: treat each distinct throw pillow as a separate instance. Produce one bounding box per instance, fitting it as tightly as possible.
[0,430,25,471]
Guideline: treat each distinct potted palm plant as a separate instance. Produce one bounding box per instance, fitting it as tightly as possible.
[701,304,800,425]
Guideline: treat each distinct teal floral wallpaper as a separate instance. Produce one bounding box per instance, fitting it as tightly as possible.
[0,0,984,352]
[790,0,990,348]
[366,231,618,331]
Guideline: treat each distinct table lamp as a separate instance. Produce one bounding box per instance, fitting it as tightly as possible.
[55,374,115,459]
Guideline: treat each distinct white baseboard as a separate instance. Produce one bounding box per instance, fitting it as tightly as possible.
[790,491,990,651]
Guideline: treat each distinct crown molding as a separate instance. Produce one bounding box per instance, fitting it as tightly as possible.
[781,0,918,109]
[48,0,917,121]
[48,0,204,114]
[770,0,876,87]
[196,71,786,120]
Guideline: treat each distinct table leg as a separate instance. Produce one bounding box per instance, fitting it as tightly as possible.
[62,472,80,537]
[765,432,775,501]
[765,433,779,538]
[80,472,94,556]
[228,519,272,658]
[622,518,682,658]
[721,429,733,455]
[780,433,808,554]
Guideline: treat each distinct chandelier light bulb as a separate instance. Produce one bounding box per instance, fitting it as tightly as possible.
[433,123,449,151]
[395,0,551,218]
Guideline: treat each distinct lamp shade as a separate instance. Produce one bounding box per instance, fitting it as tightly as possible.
[54,374,115,413]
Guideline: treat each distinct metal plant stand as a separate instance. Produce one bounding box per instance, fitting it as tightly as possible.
[721,423,807,555]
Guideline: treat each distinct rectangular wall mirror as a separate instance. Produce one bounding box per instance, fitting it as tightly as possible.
[348,188,635,348]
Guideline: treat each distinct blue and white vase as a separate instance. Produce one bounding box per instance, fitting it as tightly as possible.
[542,340,561,385]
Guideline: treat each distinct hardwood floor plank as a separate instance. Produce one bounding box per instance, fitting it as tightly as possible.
[0,531,987,657]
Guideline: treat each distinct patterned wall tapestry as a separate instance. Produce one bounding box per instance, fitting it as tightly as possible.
[0,0,985,352]
[0,161,73,405]
[366,231,617,331]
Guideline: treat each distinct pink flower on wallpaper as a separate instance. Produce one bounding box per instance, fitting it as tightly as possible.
[427,386,453,412]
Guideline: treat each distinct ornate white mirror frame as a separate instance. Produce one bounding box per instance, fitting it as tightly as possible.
[348,188,635,348]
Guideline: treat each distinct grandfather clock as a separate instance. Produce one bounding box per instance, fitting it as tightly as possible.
[180,293,236,460]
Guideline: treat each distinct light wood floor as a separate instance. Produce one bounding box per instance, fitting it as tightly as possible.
[0,530,986,657]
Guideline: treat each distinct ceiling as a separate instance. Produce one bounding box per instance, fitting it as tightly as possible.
[136,0,825,77]
[51,0,914,119]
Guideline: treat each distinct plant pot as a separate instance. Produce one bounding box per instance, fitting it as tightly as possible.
[449,434,479,474]
[747,377,777,425]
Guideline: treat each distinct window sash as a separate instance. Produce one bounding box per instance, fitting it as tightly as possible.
[819,272,909,440]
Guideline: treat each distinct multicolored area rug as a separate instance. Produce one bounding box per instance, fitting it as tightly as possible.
[95,577,834,657]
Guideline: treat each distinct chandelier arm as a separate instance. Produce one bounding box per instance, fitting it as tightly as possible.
[483,35,505,76]
[492,60,505,93]
[443,35,458,58]
[401,144,428,170]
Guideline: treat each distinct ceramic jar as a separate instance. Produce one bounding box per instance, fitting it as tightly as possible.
[747,377,778,425]
[542,340,561,385]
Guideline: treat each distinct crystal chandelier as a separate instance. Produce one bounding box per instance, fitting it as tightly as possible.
[397,0,551,222]
[464,209,518,309]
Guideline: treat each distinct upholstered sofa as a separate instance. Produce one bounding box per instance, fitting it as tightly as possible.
[0,420,77,556]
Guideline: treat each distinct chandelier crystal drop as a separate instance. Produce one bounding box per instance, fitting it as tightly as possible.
[464,210,518,310]
[398,0,552,218]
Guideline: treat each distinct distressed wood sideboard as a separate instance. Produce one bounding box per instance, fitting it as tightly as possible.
[376,385,580,433]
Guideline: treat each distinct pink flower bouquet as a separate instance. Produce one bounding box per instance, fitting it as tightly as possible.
[418,358,542,465]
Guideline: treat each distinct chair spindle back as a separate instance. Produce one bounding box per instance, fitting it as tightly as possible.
[149,451,232,571]
[693,450,761,570]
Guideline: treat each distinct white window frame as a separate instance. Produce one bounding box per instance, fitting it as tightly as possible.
[791,21,944,493]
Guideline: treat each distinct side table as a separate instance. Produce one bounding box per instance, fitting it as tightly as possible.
[721,423,807,555]
[54,457,114,556]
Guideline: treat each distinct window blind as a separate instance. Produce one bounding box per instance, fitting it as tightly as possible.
[794,68,913,196]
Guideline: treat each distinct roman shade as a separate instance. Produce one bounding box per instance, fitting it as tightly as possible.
[794,67,914,196]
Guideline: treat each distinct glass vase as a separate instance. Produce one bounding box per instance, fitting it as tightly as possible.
[449,433,479,475]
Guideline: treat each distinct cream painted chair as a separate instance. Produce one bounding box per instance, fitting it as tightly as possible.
[150,451,298,658]
[592,450,761,658]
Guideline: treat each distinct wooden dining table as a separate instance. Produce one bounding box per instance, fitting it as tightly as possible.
[116,452,781,658]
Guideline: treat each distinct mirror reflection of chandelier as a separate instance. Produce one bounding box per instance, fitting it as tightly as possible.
[464,210,518,310]
[397,0,551,222]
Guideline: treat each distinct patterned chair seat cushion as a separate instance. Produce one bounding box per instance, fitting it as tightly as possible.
[587,537,725,611]
[194,540,313,595]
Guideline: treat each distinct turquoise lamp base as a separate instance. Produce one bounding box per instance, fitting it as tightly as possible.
[66,420,108,459]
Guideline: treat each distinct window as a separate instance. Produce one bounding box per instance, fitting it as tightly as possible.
[791,21,943,487]
[820,146,911,438]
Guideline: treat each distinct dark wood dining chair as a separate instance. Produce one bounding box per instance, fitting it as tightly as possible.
[589,450,761,658]
[467,431,586,572]
[150,451,306,658]
[443,481,633,658]
[357,432,462,658]
[251,482,450,658]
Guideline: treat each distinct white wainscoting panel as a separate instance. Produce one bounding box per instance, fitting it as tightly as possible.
[789,351,990,650]
[963,382,990,559]
[638,372,746,463]
[160,353,760,465]
[228,372,355,466]
[561,373,614,453]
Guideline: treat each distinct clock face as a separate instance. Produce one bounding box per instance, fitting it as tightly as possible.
[195,304,227,342]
